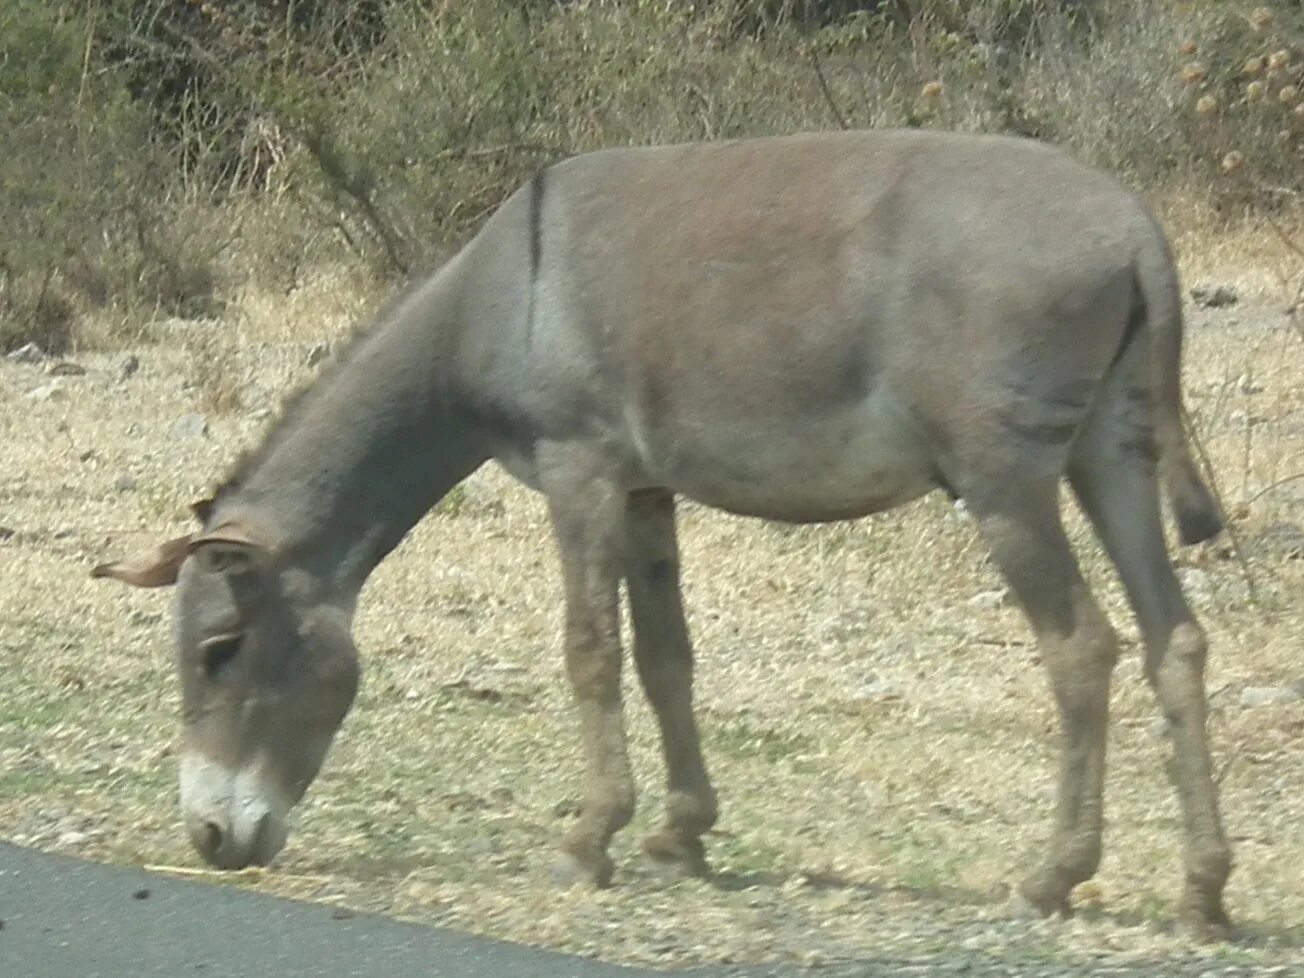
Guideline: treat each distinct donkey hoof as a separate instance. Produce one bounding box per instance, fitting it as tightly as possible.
[1015,874,1072,920]
[550,849,614,889]
[1177,898,1233,943]
[642,832,710,880]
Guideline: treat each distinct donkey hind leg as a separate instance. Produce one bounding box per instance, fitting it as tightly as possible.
[625,490,718,877]
[968,481,1119,918]
[542,448,636,887]
[1069,391,1232,938]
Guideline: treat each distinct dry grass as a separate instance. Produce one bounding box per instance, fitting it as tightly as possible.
[1,230,1301,969]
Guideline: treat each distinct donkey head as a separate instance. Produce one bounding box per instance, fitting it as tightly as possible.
[93,512,359,869]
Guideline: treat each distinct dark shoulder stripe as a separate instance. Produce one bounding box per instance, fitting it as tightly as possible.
[526,166,546,349]
[529,167,546,285]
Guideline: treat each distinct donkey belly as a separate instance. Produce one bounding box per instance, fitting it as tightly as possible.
[645,387,939,522]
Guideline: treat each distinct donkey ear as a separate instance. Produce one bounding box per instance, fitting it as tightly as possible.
[91,534,194,588]
[188,520,273,576]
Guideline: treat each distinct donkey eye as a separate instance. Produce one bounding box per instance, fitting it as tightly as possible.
[199,633,244,679]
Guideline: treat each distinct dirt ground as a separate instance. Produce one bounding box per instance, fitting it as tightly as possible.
[1,267,1301,972]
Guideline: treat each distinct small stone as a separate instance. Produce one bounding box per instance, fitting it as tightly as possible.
[1240,686,1302,708]
[170,413,209,439]
[1191,283,1239,309]
[118,354,141,381]
[850,678,907,702]
[330,907,354,920]
[56,830,89,848]
[552,798,582,819]
[132,887,150,900]
[28,382,64,402]
[306,342,330,368]
[1146,716,1171,741]
[1177,567,1213,606]
[45,360,86,377]
[0,526,15,541]
[113,475,139,493]
[7,341,45,364]
[966,589,1010,610]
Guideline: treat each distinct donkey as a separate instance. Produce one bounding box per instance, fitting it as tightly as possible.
[93,128,1231,937]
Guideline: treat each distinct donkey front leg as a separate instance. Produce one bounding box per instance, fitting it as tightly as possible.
[625,490,718,877]
[542,450,635,887]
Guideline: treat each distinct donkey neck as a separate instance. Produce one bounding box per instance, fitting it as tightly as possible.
[212,271,489,595]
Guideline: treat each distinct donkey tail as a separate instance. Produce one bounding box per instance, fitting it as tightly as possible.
[1134,229,1224,545]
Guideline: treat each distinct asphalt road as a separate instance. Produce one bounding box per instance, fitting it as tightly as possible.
[0,841,669,978]
[2,842,1294,978]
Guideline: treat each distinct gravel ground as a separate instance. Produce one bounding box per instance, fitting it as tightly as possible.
[2,296,1301,975]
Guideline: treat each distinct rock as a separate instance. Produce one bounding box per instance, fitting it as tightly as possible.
[1177,567,1213,606]
[170,412,210,439]
[1240,686,1302,708]
[1237,373,1264,395]
[850,678,906,703]
[113,474,139,493]
[6,341,45,364]
[306,341,331,368]
[1191,283,1238,309]
[1146,716,1171,741]
[55,830,89,848]
[118,354,141,381]
[28,382,64,402]
[966,588,1010,610]
[45,360,86,377]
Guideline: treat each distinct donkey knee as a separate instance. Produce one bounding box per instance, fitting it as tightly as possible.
[1147,622,1209,721]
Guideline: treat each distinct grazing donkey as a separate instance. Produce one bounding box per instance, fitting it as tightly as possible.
[93,129,1231,937]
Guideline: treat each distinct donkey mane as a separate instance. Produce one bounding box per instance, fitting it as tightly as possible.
[208,261,456,509]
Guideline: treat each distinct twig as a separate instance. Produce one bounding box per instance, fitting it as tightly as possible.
[431,142,567,163]
[78,1,100,111]
[1243,471,1304,507]
[142,863,333,884]
[808,46,850,130]
[1214,742,1242,788]
[142,863,264,878]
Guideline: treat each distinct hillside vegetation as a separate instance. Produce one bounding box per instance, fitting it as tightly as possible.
[2,0,1301,351]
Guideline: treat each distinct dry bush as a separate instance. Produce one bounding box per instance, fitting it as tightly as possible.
[1175,5,1303,310]
[0,1,223,352]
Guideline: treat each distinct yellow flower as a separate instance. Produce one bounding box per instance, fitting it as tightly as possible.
[1267,50,1291,71]
[921,80,945,100]
[1196,95,1218,115]
[1249,7,1274,32]
[1244,56,1264,77]
[1179,40,1198,56]
[1180,63,1207,86]
[1278,84,1299,105]
[1221,150,1246,174]
[1247,80,1267,101]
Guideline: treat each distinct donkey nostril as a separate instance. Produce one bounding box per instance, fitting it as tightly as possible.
[188,812,231,866]
[200,819,224,858]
